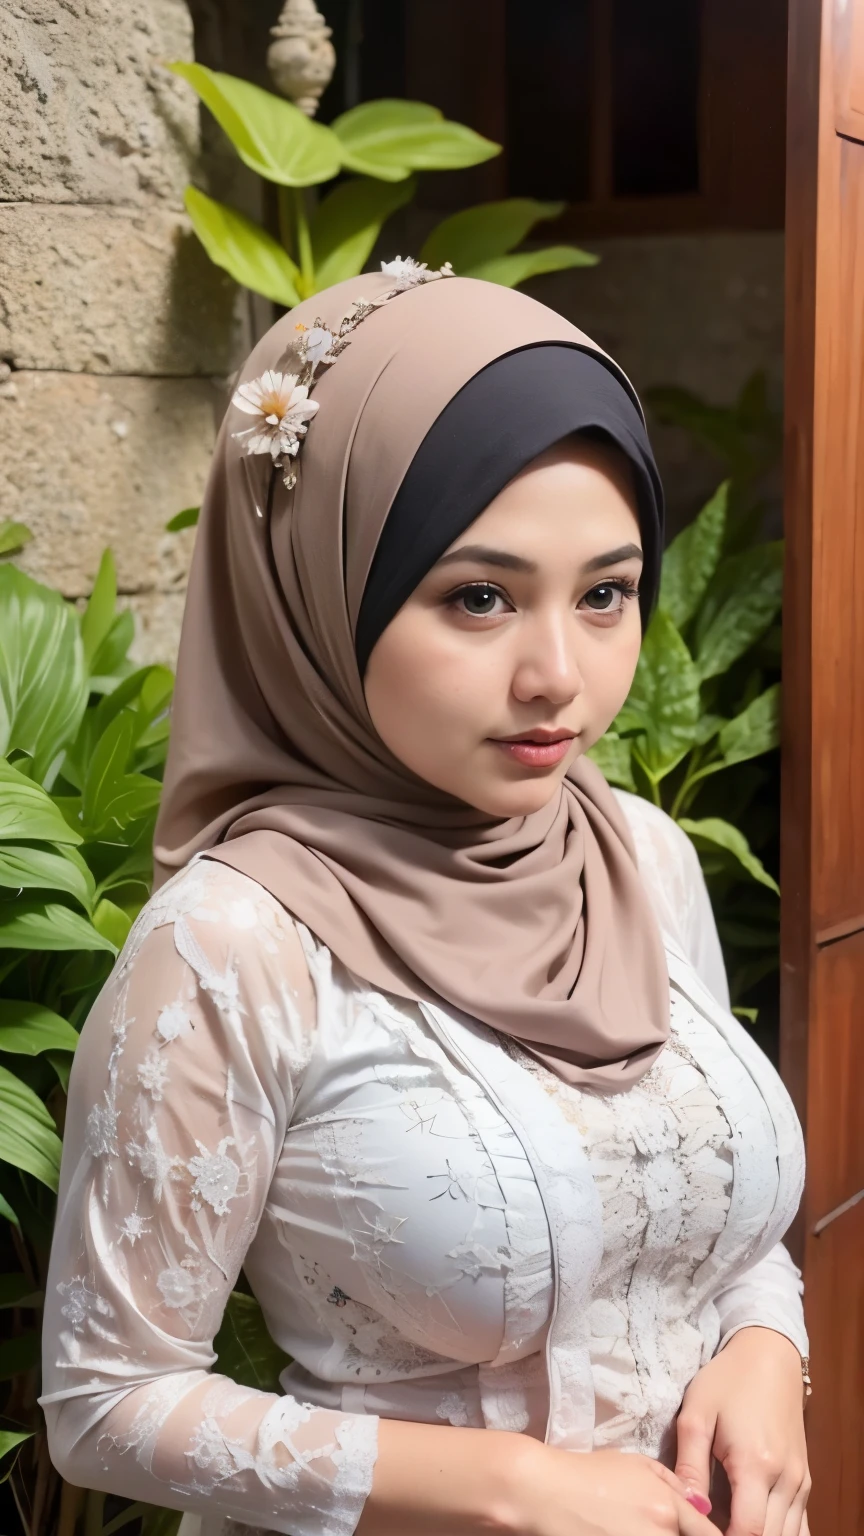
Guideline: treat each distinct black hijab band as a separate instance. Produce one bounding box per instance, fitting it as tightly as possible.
[355,343,664,676]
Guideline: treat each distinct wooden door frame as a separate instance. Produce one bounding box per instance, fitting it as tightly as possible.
[783,0,864,1528]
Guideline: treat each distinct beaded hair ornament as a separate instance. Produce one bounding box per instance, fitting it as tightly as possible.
[231,256,454,492]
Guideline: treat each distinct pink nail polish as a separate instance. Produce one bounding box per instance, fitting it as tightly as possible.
[685,1490,713,1516]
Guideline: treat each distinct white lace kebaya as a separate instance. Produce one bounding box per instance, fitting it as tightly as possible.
[40,793,807,1536]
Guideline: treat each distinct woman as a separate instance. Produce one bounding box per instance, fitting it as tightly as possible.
[41,265,810,1536]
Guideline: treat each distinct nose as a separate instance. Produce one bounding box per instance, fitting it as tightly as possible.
[510,612,585,706]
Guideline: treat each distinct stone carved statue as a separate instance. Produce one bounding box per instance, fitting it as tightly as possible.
[267,0,337,117]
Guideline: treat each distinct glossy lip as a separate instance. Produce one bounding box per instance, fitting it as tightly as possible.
[493,727,576,744]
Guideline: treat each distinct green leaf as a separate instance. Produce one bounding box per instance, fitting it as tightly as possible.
[81,550,117,672]
[0,1330,40,1381]
[92,897,133,951]
[214,1289,291,1392]
[464,245,598,287]
[94,817,157,901]
[0,1274,42,1308]
[89,610,135,681]
[184,187,301,307]
[0,759,82,845]
[0,1191,19,1226]
[732,1005,759,1024]
[678,816,780,893]
[46,1050,71,1091]
[0,1427,35,1482]
[419,198,565,272]
[623,610,701,777]
[0,1000,79,1057]
[0,566,88,783]
[692,542,784,681]
[587,734,636,791]
[165,506,200,533]
[659,482,728,630]
[331,99,499,181]
[0,842,94,910]
[81,712,143,835]
[0,900,116,954]
[0,1064,62,1189]
[717,684,781,768]
[138,1506,183,1536]
[310,175,417,290]
[170,64,341,186]
[0,522,32,558]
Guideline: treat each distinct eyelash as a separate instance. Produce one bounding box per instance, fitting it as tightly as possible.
[444,577,641,621]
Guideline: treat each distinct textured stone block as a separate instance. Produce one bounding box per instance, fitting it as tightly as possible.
[0,204,245,376]
[124,590,189,668]
[3,370,219,599]
[0,0,198,206]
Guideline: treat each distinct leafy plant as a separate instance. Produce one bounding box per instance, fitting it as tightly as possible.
[170,64,596,305]
[589,479,784,1012]
[0,547,184,1536]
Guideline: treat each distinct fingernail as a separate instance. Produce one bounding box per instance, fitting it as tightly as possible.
[685,1490,712,1516]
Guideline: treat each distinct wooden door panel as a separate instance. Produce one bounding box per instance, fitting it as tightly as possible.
[807,934,864,1223]
[810,148,864,933]
[834,0,864,138]
[802,1197,864,1532]
[785,0,864,1531]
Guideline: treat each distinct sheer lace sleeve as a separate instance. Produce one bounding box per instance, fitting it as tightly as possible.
[39,862,378,1536]
[612,790,731,1011]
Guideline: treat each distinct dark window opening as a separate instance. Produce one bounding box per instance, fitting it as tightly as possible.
[611,0,701,197]
[505,0,593,202]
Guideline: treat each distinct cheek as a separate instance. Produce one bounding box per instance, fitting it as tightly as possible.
[581,621,642,719]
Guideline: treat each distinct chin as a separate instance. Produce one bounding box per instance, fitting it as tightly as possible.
[461,775,564,819]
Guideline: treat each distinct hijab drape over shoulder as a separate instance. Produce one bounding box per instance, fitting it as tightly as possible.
[154,269,670,1088]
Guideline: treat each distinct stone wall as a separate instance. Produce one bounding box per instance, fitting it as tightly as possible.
[0,0,246,664]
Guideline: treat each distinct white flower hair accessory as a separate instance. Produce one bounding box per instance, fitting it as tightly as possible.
[231,256,454,494]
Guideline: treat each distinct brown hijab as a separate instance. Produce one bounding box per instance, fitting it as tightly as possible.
[154,269,670,1088]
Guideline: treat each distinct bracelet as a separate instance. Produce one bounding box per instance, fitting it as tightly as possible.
[801,1355,812,1402]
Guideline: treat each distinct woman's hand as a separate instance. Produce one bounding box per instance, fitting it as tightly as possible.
[511,1444,724,1536]
[360,1421,719,1536]
[674,1326,811,1536]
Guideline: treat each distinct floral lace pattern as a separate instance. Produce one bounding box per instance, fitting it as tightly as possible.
[40,796,806,1536]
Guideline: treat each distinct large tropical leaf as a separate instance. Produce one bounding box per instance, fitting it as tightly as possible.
[659,482,728,631]
[463,245,597,287]
[310,176,417,290]
[185,188,301,307]
[170,64,341,186]
[419,198,565,272]
[0,900,115,954]
[0,1064,63,1189]
[0,567,87,783]
[0,759,82,845]
[692,542,784,681]
[0,1000,80,1057]
[80,550,118,672]
[678,816,780,893]
[331,99,499,181]
[717,684,781,768]
[622,610,701,778]
[0,842,94,910]
[587,733,636,792]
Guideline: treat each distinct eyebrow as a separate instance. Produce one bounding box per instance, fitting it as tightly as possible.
[433,541,643,576]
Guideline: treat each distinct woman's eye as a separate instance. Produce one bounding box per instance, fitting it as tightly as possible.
[450,583,508,617]
[579,581,636,615]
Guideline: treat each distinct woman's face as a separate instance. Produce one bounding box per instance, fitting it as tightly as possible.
[363,437,644,817]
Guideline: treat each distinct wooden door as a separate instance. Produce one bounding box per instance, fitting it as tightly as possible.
[783,0,864,1529]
